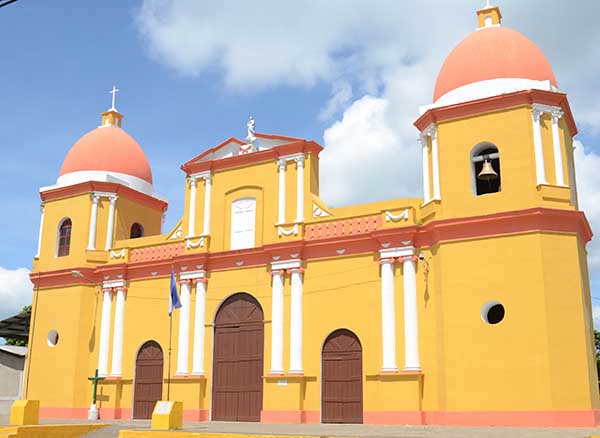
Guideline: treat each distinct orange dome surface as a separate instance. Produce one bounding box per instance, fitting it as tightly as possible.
[433,27,558,102]
[60,126,153,184]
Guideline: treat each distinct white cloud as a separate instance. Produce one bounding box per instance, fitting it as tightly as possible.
[575,142,600,272]
[318,81,353,121]
[0,267,32,320]
[136,0,600,276]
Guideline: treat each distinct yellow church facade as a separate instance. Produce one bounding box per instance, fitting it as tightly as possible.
[24,5,599,427]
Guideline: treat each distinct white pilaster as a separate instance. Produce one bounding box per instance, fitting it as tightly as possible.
[104,195,118,250]
[379,258,398,372]
[187,177,198,238]
[532,108,547,185]
[176,279,192,375]
[430,127,441,200]
[289,267,304,374]
[270,270,285,374]
[97,288,113,376]
[402,256,420,371]
[110,287,126,377]
[295,156,305,223]
[87,194,100,251]
[191,277,207,375]
[202,174,212,236]
[420,135,431,204]
[551,110,566,186]
[35,204,45,258]
[277,159,286,224]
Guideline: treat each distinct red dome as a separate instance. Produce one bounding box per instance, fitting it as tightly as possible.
[433,27,558,102]
[60,126,153,184]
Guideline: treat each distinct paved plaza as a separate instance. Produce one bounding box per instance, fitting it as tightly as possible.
[31,419,600,438]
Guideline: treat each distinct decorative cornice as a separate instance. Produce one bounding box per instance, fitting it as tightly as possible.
[414,89,578,136]
[40,181,168,212]
[32,208,592,289]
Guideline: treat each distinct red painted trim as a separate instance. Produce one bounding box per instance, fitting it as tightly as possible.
[182,137,245,167]
[33,208,592,288]
[39,406,88,419]
[414,89,578,136]
[364,410,425,425]
[40,181,168,212]
[260,410,319,424]
[423,410,600,427]
[181,140,323,175]
[182,409,209,421]
[98,407,132,420]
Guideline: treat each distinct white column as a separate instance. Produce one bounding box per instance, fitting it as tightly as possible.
[191,278,207,375]
[35,204,45,258]
[532,108,547,185]
[295,156,305,223]
[277,159,286,224]
[402,256,420,371]
[202,174,212,236]
[110,287,126,377]
[87,194,100,250]
[430,127,441,200]
[420,136,431,204]
[176,279,192,375]
[270,270,285,374]
[289,268,304,374]
[551,110,565,186]
[187,177,198,238]
[104,195,118,250]
[97,288,113,376]
[380,258,398,372]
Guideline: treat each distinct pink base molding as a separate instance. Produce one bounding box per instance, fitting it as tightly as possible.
[39,406,600,427]
[261,410,320,424]
[183,409,210,422]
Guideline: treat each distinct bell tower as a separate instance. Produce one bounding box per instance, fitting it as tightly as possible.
[416,4,577,222]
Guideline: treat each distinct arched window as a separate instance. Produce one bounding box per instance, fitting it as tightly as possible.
[57,218,72,257]
[472,143,501,196]
[230,198,256,250]
[130,223,144,239]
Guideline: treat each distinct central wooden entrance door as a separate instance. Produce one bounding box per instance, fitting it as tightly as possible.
[322,329,363,423]
[212,293,264,422]
[133,340,164,419]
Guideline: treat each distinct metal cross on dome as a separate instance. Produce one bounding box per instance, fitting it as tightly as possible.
[109,85,119,111]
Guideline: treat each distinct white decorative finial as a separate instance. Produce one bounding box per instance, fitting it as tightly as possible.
[485,0,491,7]
[109,86,119,111]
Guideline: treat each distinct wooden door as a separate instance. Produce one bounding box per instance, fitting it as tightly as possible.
[322,329,363,423]
[133,341,163,419]
[212,293,264,421]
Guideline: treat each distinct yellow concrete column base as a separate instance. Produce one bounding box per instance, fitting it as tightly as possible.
[151,401,183,430]
[9,400,39,426]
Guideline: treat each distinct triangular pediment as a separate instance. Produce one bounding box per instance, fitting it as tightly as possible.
[183,133,305,167]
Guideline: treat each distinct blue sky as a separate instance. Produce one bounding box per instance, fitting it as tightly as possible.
[1,0,599,320]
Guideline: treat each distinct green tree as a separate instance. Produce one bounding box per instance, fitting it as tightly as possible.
[3,305,31,347]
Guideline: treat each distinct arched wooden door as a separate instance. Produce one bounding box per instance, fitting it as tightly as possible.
[133,341,163,419]
[212,293,264,422]
[322,329,363,423]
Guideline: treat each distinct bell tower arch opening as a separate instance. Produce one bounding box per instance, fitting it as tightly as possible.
[471,142,501,196]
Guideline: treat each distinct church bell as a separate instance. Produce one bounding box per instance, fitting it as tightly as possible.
[478,159,498,181]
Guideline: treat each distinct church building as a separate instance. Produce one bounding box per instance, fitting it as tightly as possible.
[24,5,599,426]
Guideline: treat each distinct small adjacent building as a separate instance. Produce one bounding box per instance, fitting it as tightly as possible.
[0,345,26,417]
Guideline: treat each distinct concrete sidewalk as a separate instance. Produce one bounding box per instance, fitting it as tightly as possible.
[36,419,598,438]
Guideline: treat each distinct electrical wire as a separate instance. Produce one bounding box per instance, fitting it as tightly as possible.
[0,0,19,8]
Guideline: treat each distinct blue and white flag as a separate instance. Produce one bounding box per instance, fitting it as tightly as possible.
[169,269,182,315]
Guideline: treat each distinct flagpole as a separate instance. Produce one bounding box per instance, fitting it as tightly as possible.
[167,311,172,401]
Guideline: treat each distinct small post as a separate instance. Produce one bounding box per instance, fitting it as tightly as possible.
[87,368,105,420]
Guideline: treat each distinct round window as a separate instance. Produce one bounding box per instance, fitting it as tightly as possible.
[47,330,59,347]
[481,301,505,325]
